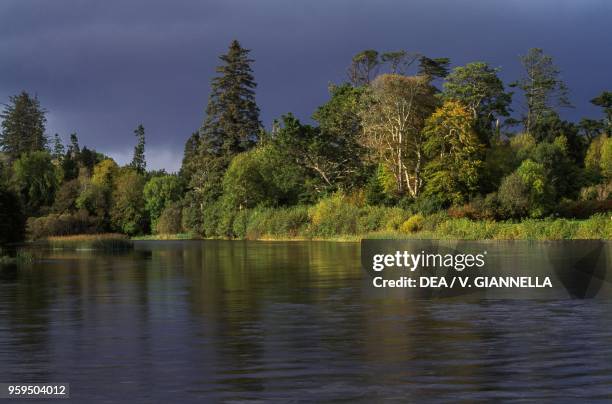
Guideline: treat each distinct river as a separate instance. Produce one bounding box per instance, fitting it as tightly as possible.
[1,240,611,401]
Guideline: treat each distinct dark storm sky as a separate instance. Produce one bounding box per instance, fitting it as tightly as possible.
[1,0,611,172]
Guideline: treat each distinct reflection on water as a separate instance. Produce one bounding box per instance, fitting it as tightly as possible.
[0,240,611,401]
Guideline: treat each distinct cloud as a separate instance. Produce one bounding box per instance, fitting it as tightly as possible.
[1,0,611,171]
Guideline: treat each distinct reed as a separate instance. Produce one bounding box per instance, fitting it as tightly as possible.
[45,233,133,250]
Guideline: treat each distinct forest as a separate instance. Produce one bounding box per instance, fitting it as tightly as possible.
[0,40,611,244]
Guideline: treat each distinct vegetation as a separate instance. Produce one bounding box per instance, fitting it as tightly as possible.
[44,234,132,250]
[0,41,610,245]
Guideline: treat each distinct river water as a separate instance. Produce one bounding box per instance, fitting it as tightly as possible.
[1,240,611,401]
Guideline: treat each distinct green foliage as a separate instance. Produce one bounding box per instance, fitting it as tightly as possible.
[531,135,582,198]
[179,132,200,184]
[311,83,367,189]
[201,40,261,157]
[423,101,484,204]
[0,91,47,161]
[442,62,512,142]
[601,136,612,178]
[111,169,147,235]
[222,144,303,209]
[498,159,554,218]
[155,202,183,234]
[144,174,182,228]
[591,91,612,133]
[481,139,516,193]
[348,49,380,85]
[400,214,425,233]
[308,193,361,236]
[52,179,81,213]
[275,113,356,196]
[26,210,101,239]
[12,151,58,216]
[130,124,146,174]
[511,48,571,133]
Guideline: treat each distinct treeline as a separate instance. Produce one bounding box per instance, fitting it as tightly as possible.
[0,41,611,242]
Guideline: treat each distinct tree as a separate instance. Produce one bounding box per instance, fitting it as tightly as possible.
[130,124,146,174]
[51,134,65,162]
[531,135,582,199]
[143,175,182,228]
[417,56,451,81]
[52,179,81,214]
[381,50,420,75]
[221,144,303,209]
[11,151,58,216]
[111,169,147,235]
[511,48,571,133]
[591,91,612,135]
[308,83,367,190]
[348,50,380,86]
[498,159,553,218]
[75,158,121,224]
[179,132,200,183]
[200,40,261,159]
[155,202,183,234]
[528,114,584,162]
[359,74,437,197]
[601,136,612,179]
[422,101,484,204]
[579,118,605,141]
[442,62,512,143]
[275,114,356,196]
[61,133,81,181]
[0,91,47,161]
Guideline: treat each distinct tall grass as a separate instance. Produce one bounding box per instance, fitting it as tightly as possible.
[45,233,133,250]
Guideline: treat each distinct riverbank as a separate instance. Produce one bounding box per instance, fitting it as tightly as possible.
[133,214,611,241]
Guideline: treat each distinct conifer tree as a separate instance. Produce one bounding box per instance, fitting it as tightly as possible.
[200,40,261,160]
[52,134,65,161]
[179,132,200,183]
[130,124,146,174]
[0,91,47,160]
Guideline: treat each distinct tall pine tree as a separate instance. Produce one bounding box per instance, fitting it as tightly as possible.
[131,124,146,174]
[0,91,47,161]
[200,40,261,160]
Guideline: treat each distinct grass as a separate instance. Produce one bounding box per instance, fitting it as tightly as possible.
[44,233,133,250]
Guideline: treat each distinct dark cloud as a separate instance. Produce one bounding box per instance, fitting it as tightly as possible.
[1,0,611,171]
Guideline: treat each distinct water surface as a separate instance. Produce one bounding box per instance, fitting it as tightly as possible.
[1,240,611,401]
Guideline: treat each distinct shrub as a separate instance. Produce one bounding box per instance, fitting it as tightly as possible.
[357,206,388,233]
[400,214,424,234]
[309,193,360,236]
[27,210,101,240]
[382,207,411,231]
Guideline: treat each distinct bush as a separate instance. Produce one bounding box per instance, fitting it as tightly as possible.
[309,193,360,236]
[400,214,424,234]
[27,210,101,240]
[244,206,309,239]
[413,194,447,215]
[381,207,411,231]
